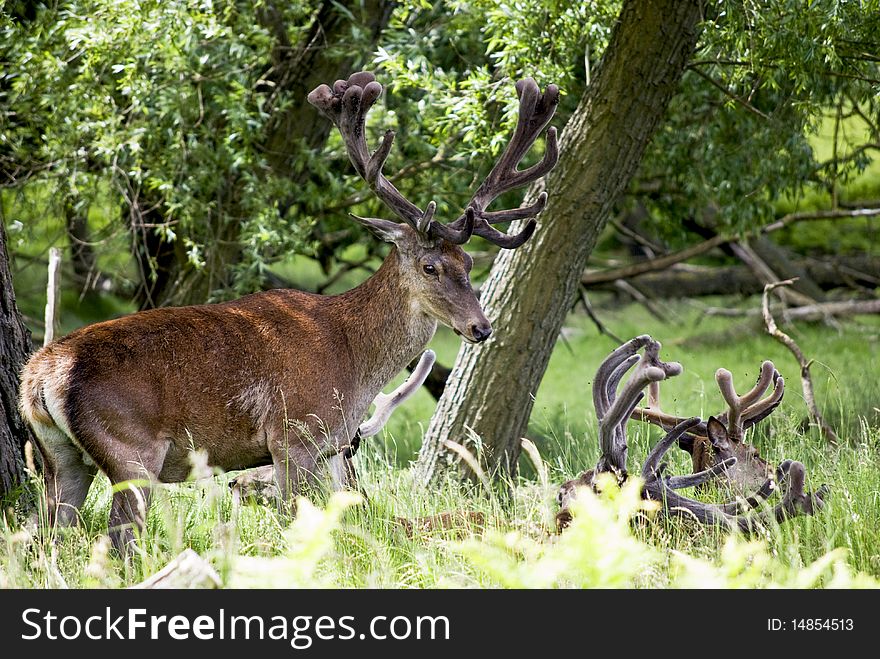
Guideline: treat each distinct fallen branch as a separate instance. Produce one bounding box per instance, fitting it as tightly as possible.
[613,279,668,321]
[582,207,880,286]
[582,235,728,285]
[130,549,221,589]
[761,280,839,445]
[729,241,817,307]
[585,255,880,298]
[762,207,880,233]
[707,297,880,321]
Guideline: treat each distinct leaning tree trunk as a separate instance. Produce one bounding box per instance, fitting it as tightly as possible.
[0,219,34,497]
[417,0,705,482]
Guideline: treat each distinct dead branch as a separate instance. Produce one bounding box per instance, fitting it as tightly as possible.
[582,207,880,287]
[706,297,880,321]
[761,280,839,445]
[43,248,62,346]
[130,549,221,589]
[729,241,817,307]
[578,287,624,343]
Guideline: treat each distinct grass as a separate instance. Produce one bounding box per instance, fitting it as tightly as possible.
[2,299,879,588]
[2,103,878,589]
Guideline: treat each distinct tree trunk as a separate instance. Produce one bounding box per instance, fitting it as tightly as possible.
[749,235,826,301]
[133,0,393,308]
[0,219,34,497]
[416,0,705,482]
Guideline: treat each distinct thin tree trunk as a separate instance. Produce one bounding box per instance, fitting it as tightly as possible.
[0,219,34,497]
[417,0,705,482]
[65,201,97,290]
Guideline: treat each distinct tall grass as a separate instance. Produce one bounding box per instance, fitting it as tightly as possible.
[1,300,878,588]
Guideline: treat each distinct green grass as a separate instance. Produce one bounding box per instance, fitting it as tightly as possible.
[2,300,878,588]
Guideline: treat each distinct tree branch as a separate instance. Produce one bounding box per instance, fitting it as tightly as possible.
[761,280,839,445]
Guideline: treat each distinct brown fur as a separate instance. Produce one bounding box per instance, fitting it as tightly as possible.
[20,227,489,554]
[694,416,772,493]
[394,511,487,538]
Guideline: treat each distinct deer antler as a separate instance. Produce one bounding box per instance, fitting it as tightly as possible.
[444,78,560,248]
[591,335,681,478]
[631,360,785,443]
[357,350,436,439]
[557,338,828,534]
[640,423,828,531]
[308,72,558,248]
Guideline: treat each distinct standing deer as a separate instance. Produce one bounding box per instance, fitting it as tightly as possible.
[557,336,828,532]
[19,72,559,554]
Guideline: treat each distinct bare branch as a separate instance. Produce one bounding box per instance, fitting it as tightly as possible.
[761,280,839,444]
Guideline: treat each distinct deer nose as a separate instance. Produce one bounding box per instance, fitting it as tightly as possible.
[470,323,492,343]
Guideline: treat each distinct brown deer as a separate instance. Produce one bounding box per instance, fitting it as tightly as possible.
[19,72,559,554]
[557,336,828,532]
[631,358,785,493]
[230,350,436,502]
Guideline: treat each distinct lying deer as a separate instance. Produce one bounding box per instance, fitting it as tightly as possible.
[19,71,559,554]
[557,336,828,532]
[632,356,785,493]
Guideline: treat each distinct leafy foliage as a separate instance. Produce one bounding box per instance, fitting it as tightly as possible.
[4,1,879,305]
[639,0,880,241]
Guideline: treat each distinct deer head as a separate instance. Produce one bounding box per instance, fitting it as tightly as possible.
[307,72,559,343]
[557,336,827,534]
[633,361,783,493]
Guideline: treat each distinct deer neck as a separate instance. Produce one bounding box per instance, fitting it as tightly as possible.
[337,247,437,394]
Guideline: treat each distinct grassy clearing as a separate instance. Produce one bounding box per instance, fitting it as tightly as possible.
[1,299,878,588]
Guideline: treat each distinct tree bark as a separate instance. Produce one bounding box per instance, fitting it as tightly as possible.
[417,0,705,482]
[0,219,34,497]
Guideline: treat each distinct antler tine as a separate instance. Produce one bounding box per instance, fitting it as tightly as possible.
[447,78,560,248]
[607,355,641,407]
[629,349,704,436]
[608,338,683,435]
[309,72,440,240]
[666,457,738,490]
[741,374,785,430]
[357,350,436,438]
[592,334,653,421]
[642,417,702,478]
[714,363,786,441]
[715,368,745,442]
[597,337,682,475]
[739,361,776,408]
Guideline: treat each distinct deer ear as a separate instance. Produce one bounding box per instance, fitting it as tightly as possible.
[350,214,409,245]
[706,416,731,451]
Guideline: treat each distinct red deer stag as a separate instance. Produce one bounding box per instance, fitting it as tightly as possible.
[19,72,559,554]
[557,336,828,532]
[631,358,785,493]
[230,350,436,502]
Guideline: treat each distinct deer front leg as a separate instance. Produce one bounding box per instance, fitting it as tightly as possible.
[267,420,326,513]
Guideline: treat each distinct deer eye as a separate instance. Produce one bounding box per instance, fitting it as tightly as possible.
[422,264,438,276]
